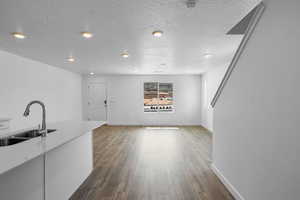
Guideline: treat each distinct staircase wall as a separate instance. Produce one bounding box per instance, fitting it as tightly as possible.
[213,0,300,199]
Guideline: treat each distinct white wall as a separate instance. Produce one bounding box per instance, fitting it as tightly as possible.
[213,0,300,199]
[0,50,82,134]
[83,75,202,126]
[201,65,227,132]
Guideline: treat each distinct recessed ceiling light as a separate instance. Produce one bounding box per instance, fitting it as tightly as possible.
[152,30,163,38]
[11,32,26,39]
[81,32,93,39]
[121,52,129,58]
[67,57,75,62]
[90,72,95,75]
[204,53,213,58]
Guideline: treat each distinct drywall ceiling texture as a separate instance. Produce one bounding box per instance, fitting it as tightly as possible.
[0,50,82,134]
[0,0,259,75]
[82,75,202,126]
[213,0,300,199]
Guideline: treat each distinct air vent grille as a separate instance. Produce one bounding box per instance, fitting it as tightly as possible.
[186,0,197,8]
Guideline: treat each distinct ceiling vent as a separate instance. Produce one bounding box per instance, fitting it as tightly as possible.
[186,0,197,8]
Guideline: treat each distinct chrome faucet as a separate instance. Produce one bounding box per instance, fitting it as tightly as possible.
[23,100,47,137]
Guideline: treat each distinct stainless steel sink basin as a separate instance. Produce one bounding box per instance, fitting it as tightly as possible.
[46,129,56,134]
[15,129,56,138]
[0,137,28,146]
[16,129,40,138]
[0,129,57,146]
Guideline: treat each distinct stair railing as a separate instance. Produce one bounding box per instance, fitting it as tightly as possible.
[211,2,265,107]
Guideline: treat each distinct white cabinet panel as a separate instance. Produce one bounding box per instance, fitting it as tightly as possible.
[0,155,44,200]
[45,132,93,200]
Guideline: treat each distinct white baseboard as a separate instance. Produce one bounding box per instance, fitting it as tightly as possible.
[107,123,202,126]
[211,163,245,200]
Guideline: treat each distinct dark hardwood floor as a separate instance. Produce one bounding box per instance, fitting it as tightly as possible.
[70,126,234,200]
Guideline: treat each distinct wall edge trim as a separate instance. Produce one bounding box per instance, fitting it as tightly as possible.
[211,163,245,200]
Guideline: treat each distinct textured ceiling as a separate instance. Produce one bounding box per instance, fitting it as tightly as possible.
[0,0,261,75]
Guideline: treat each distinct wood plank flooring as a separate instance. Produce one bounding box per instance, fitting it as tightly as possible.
[70,126,234,200]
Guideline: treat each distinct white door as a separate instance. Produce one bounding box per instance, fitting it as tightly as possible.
[87,83,107,121]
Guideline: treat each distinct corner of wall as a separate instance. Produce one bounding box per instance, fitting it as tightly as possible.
[211,163,245,200]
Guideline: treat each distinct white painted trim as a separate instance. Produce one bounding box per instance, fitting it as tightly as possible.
[211,163,245,200]
[107,123,202,126]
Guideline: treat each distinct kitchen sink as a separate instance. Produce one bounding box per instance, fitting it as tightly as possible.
[0,129,57,147]
[0,137,28,146]
[15,129,57,138]
[46,129,56,133]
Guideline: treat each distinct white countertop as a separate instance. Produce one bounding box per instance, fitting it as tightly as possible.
[0,120,106,175]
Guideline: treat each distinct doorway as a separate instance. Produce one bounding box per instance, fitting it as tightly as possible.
[87,82,107,121]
